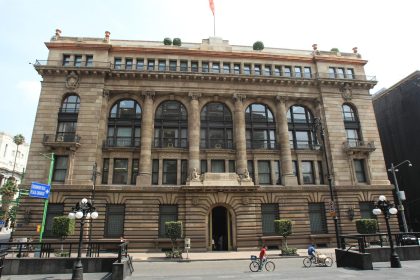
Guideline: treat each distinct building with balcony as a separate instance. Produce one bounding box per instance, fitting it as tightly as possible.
[14,30,393,251]
[0,132,29,186]
[373,71,420,231]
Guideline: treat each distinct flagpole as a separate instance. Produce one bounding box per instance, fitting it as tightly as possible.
[213,14,216,36]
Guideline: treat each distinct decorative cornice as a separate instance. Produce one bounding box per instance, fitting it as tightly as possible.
[188,92,202,100]
[141,91,155,99]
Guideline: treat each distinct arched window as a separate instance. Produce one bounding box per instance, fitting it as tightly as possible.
[56,94,80,142]
[245,103,276,149]
[342,104,361,147]
[200,103,233,149]
[287,105,315,149]
[154,101,188,148]
[107,99,141,147]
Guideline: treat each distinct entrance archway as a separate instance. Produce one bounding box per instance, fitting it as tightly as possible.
[209,206,232,251]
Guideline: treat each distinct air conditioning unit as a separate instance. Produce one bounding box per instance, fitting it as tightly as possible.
[56,135,64,142]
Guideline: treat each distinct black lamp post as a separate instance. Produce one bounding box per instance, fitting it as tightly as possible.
[372,195,401,268]
[312,117,341,248]
[87,163,100,257]
[68,198,99,280]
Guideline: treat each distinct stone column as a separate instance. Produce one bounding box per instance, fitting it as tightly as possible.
[275,96,297,185]
[188,92,201,177]
[233,94,247,175]
[137,91,155,186]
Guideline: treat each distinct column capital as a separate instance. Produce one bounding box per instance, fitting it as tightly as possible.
[188,92,202,101]
[102,89,110,99]
[233,94,246,103]
[275,95,288,104]
[141,91,155,100]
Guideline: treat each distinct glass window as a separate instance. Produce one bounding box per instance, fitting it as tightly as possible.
[247,160,255,182]
[234,64,240,74]
[108,99,141,147]
[163,160,177,184]
[244,64,251,75]
[309,203,328,234]
[337,68,345,79]
[102,158,109,184]
[229,160,236,172]
[200,103,233,149]
[113,159,128,184]
[294,66,302,78]
[359,202,376,219]
[288,105,315,150]
[292,160,300,185]
[181,160,188,184]
[147,59,155,71]
[136,58,144,70]
[211,160,225,173]
[284,66,292,77]
[201,160,208,173]
[274,66,281,76]
[254,64,261,75]
[61,95,80,113]
[74,55,82,67]
[180,60,188,71]
[191,61,198,72]
[304,67,311,78]
[274,160,281,185]
[342,104,357,122]
[328,67,336,78]
[261,204,279,235]
[86,55,93,67]
[302,161,314,184]
[53,156,68,182]
[44,204,64,237]
[346,129,359,147]
[169,60,177,71]
[346,68,354,79]
[155,101,188,148]
[114,58,122,70]
[152,159,159,185]
[212,62,220,73]
[295,131,310,149]
[342,104,361,146]
[125,58,133,70]
[105,204,125,237]
[245,103,276,149]
[63,55,71,66]
[318,161,324,184]
[131,159,139,185]
[159,205,178,237]
[264,65,271,76]
[223,63,230,73]
[354,159,367,183]
[202,62,209,73]
[258,161,271,185]
[158,60,166,71]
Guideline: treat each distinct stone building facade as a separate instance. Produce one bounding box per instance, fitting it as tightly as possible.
[15,31,395,251]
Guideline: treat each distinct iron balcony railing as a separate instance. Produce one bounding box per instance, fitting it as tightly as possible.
[316,72,376,81]
[34,60,111,68]
[200,140,234,149]
[43,133,81,144]
[154,138,188,149]
[246,140,278,150]
[343,140,375,150]
[104,137,140,148]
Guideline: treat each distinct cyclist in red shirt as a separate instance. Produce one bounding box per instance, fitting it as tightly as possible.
[258,245,267,271]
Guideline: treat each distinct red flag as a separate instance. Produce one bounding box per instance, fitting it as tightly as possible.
[209,0,215,16]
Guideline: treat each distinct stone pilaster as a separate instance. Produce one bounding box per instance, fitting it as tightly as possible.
[233,94,247,175]
[137,91,154,186]
[276,96,298,185]
[188,92,201,177]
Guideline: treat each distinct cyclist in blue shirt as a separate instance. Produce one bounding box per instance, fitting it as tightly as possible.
[308,244,316,262]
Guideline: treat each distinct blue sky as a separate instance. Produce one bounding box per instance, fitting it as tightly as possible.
[0,0,418,142]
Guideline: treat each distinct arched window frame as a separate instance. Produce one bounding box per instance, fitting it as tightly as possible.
[342,103,361,147]
[56,94,80,142]
[200,102,233,149]
[60,94,80,113]
[287,105,315,150]
[245,103,277,149]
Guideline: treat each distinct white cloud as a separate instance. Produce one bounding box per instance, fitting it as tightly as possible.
[16,80,41,102]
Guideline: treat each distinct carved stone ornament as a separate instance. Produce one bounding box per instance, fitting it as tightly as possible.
[192,197,200,206]
[66,72,80,89]
[340,83,353,100]
[242,197,250,205]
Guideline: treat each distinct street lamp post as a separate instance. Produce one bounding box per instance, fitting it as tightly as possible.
[388,160,412,233]
[87,163,100,257]
[68,198,99,280]
[372,195,401,268]
[312,117,341,248]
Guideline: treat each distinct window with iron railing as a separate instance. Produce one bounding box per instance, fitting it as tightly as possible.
[245,103,277,150]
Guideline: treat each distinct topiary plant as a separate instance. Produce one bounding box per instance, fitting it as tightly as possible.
[330,48,340,52]
[253,41,264,51]
[53,216,75,256]
[163,37,172,45]
[173,38,182,46]
[355,219,378,234]
[275,219,292,249]
[165,221,183,256]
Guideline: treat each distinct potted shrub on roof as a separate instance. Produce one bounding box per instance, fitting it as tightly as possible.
[173,38,182,46]
[253,41,264,51]
[163,37,172,45]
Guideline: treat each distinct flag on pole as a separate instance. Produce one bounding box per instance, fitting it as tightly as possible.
[209,0,215,16]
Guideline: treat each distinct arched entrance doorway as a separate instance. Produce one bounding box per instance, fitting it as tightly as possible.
[209,206,233,251]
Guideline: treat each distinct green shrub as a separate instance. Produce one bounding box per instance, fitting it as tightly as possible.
[281,247,298,255]
[165,221,183,254]
[275,219,292,248]
[173,38,182,46]
[330,48,340,52]
[355,219,378,234]
[253,41,264,51]
[163,37,172,45]
[52,216,75,240]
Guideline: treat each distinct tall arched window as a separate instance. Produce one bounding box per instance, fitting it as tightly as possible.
[245,103,276,149]
[342,104,361,147]
[57,94,80,141]
[107,99,141,147]
[154,101,188,148]
[287,105,315,149]
[200,102,233,149]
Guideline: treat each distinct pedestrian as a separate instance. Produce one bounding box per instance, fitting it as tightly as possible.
[258,245,267,271]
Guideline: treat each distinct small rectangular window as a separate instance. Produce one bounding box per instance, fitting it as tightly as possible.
[125,58,133,70]
[261,204,279,235]
[228,160,235,173]
[158,60,166,71]
[264,65,271,76]
[317,161,324,184]
[294,66,302,78]
[247,160,255,181]
[284,66,292,77]
[136,58,144,70]
[211,160,225,173]
[254,64,261,75]
[147,59,155,71]
[274,66,281,76]
[191,61,198,72]
[44,203,64,237]
[159,205,178,237]
[201,160,208,173]
[86,55,93,67]
[233,64,240,74]
[163,160,177,184]
[292,160,300,185]
[304,67,312,78]
[74,55,82,67]
[328,67,336,78]
[152,159,159,185]
[202,62,209,73]
[131,159,139,185]
[181,160,188,185]
[258,160,271,184]
[309,203,328,234]
[244,64,251,75]
[102,158,109,184]
[212,62,220,73]
[302,161,314,184]
[53,156,68,182]
[105,204,125,237]
[346,68,354,79]
[354,159,367,183]
[359,202,376,219]
[63,55,71,66]
[169,60,177,71]
[180,60,188,71]
[274,160,281,185]
[223,63,230,74]
[114,58,122,70]
[337,68,345,79]
[113,159,128,184]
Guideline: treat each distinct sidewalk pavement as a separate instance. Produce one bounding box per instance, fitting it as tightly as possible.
[129,248,336,262]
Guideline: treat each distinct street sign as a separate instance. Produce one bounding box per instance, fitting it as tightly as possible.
[29,182,51,199]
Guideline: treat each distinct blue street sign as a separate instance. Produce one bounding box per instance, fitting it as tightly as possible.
[0,221,5,226]
[29,182,51,199]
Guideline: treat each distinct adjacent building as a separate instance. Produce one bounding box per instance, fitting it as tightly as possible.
[14,30,394,251]
[373,71,420,232]
[0,132,30,186]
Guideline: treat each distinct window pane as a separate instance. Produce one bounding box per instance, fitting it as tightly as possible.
[359,202,375,219]
[163,160,177,184]
[159,205,178,237]
[354,159,367,182]
[53,156,68,182]
[211,160,225,173]
[113,159,128,184]
[309,203,327,234]
[302,161,314,184]
[105,205,125,237]
[261,204,278,235]
[258,161,271,184]
[45,204,64,237]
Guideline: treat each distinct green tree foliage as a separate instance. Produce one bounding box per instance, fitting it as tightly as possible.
[0,178,18,220]
[165,221,183,251]
[275,219,293,248]
[173,38,182,46]
[163,37,172,45]
[330,48,340,52]
[52,216,75,240]
[356,219,378,234]
[253,41,264,51]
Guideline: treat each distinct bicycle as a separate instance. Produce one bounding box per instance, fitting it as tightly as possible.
[249,255,275,272]
[303,254,333,268]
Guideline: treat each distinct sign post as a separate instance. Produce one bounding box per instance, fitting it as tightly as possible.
[37,153,54,242]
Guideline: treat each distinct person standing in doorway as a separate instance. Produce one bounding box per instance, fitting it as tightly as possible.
[218,235,223,250]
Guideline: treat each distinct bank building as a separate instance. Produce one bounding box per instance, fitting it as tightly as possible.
[14,30,394,251]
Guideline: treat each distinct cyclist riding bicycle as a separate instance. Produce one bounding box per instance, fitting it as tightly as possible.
[307,244,316,263]
[258,245,267,271]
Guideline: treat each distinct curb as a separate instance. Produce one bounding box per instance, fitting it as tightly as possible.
[134,255,305,262]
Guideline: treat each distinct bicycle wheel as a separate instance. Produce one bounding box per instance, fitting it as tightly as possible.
[249,261,260,272]
[265,260,275,271]
[324,257,333,267]
[303,257,312,267]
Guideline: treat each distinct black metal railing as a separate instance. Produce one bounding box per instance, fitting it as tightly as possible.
[154,138,188,148]
[104,137,140,148]
[34,60,111,68]
[43,133,81,143]
[200,140,234,149]
[316,72,376,81]
[343,140,375,149]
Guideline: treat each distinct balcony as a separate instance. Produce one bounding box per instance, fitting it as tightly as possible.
[316,72,377,88]
[200,140,234,150]
[103,137,140,149]
[33,60,111,76]
[43,133,81,150]
[154,138,188,149]
[343,140,376,155]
